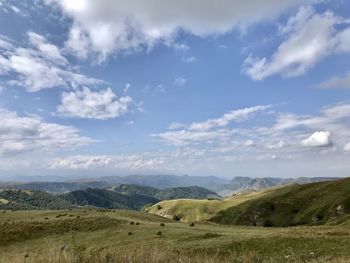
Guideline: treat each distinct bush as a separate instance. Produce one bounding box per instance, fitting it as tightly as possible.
[189,222,195,227]
[316,214,324,221]
[157,205,162,210]
[173,215,181,221]
[160,223,165,227]
[130,221,135,225]
[128,232,132,235]
[156,231,162,235]
[263,219,274,227]
[135,222,140,225]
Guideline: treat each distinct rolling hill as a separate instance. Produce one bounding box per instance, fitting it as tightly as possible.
[0,189,72,210]
[211,177,350,226]
[0,184,222,211]
[60,188,159,210]
[147,189,273,222]
[149,177,350,226]
[110,184,221,200]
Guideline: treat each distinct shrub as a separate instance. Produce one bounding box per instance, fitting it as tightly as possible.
[173,215,181,221]
[263,219,274,227]
[157,205,162,210]
[135,222,140,225]
[128,232,132,235]
[160,223,165,227]
[130,221,135,225]
[189,222,195,227]
[156,231,162,235]
[316,214,324,221]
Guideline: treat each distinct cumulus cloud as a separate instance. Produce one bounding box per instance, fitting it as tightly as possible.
[243,6,350,80]
[302,131,332,147]
[0,32,101,92]
[57,87,133,120]
[0,108,94,156]
[45,0,311,61]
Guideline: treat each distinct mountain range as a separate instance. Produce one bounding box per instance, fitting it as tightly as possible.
[0,174,342,196]
[0,184,220,210]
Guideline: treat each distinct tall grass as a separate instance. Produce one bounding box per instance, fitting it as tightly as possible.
[1,243,350,263]
[0,243,263,263]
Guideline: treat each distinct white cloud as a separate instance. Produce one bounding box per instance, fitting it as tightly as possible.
[274,103,350,132]
[0,32,101,92]
[152,129,233,146]
[243,6,350,80]
[28,32,68,65]
[317,71,350,89]
[45,0,311,61]
[174,77,186,87]
[302,131,332,147]
[267,140,285,149]
[182,56,197,63]
[188,105,271,131]
[0,35,14,50]
[57,87,133,120]
[168,122,186,130]
[0,108,94,156]
[50,154,165,171]
[344,143,350,152]
[152,105,271,146]
[244,140,255,147]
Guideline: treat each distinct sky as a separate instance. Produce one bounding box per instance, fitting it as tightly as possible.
[0,0,350,179]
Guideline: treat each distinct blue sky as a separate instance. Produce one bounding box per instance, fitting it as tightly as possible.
[0,0,350,179]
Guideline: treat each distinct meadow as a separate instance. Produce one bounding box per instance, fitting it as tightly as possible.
[1,209,350,262]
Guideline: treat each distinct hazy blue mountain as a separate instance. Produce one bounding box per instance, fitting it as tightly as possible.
[95,174,230,190]
[216,177,342,196]
[4,181,111,194]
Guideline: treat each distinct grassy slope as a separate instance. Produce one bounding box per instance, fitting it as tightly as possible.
[110,184,222,200]
[211,178,350,226]
[1,209,350,262]
[147,188,275,222]
[148,178,350,226]
[154,186,221,200]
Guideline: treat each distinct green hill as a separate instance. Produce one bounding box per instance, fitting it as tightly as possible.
[60,188,159,210]
[110,184,221,200]
[147,189,271,222]
[154,186,221,200]
[211,177,350,226]
[148,178,350,226]
[108,184,160,197]
[0,189,72,210]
